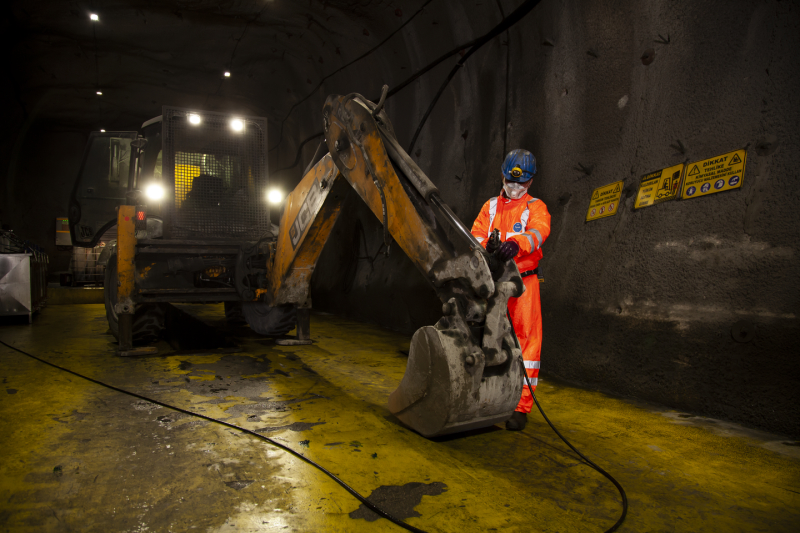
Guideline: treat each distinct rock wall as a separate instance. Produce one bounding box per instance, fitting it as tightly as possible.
[308,0,800,437]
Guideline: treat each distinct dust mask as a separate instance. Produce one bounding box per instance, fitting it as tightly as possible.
[503,181,528,200]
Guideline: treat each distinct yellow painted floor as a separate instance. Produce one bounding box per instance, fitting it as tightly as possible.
[0,304,798,532]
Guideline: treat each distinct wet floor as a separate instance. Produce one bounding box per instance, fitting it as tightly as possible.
[0,303,798,532]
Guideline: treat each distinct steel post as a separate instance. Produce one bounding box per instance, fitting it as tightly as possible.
[297,307,311,341]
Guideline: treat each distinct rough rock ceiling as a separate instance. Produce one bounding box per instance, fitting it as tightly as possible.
[7,0,476,145]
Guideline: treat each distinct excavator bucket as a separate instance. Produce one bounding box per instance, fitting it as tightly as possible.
[387,251,526,438]
[389,324,525,438]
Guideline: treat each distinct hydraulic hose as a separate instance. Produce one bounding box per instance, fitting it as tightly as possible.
[429,193,486,254]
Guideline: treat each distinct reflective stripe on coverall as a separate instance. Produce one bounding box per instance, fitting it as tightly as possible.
[471,192,551,413]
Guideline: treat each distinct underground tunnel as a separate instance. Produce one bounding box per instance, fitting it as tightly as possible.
[1,0,799,531]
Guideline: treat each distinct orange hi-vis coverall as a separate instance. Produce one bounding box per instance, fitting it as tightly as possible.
[470,192,551,413]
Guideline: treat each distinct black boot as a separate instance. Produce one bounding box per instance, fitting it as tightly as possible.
[505,411,527,431]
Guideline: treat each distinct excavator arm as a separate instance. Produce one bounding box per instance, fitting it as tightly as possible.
[266,91,525,437]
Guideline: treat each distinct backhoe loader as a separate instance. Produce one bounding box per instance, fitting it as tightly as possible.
[69,91,525,437]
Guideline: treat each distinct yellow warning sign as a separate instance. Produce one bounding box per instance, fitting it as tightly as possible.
[634,163,684,209]
[586,181,624,222]
[681,148,747,200]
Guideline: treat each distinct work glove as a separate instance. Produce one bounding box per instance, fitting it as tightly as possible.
[496,240,519,262]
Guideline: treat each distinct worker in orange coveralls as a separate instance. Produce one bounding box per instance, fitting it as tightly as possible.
[471,149,551,431]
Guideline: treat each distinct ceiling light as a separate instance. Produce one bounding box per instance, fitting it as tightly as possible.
[230,118,244,132]
[224,71,231,77]
[267,189,283,204]
[96,91,102,95]
[90,14,99,21]
[188,113,201,125]
[145,183,166,201]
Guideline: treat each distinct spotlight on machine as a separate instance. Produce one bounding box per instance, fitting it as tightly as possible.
[188,113,201,125]
[145,183,165,201]
[90,13,99,21]
[230,118,244,132]
[267,189,283,205]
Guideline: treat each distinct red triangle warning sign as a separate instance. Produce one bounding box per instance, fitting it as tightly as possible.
[728,153,742,165]
[688,165,700,176]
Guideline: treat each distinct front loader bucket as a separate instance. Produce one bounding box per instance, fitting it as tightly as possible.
[388,324,524,438]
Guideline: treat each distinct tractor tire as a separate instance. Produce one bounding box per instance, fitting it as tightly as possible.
[224,301,246,325]
[242,301,296,336]
[104,255,166,342]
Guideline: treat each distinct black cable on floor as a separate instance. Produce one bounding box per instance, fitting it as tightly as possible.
[0,338,428,533]
[1,320,628,532]
[507,311,629,533]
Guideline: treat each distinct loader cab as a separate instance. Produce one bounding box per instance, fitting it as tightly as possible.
[159,108,270,240]
[68,116,165,248]
[139,116,164,201]
[68,131,138,247]
[69,106,271,246]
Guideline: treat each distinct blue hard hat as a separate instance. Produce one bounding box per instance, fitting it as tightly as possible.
[501,149,537,183]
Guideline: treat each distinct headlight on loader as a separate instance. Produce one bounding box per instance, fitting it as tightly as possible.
[145,183,165,201]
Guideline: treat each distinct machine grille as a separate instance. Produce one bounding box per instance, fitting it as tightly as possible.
[162,106,269,240]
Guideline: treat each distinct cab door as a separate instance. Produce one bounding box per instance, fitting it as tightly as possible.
[69,131,138,247]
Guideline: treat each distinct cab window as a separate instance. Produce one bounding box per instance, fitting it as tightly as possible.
[77,134,136,200]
